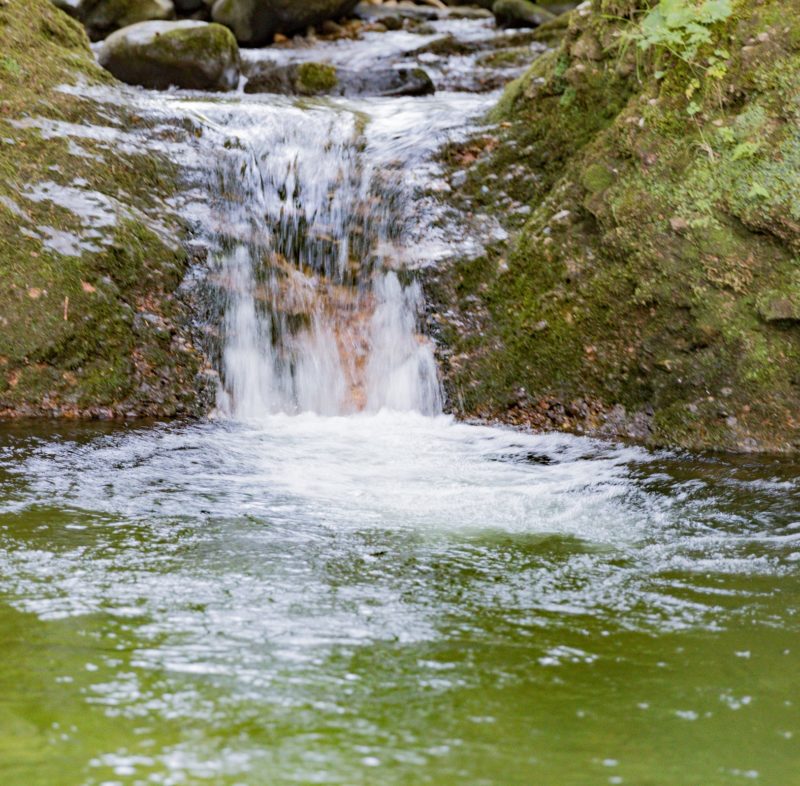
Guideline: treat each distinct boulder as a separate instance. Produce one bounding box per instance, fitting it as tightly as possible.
[243,60,435,97]
[492,0,554,28]
[51,0,93,16]
[353,1,439,23]
[98,20,241,91]
[211,0,358,46]
[84,0,176,40]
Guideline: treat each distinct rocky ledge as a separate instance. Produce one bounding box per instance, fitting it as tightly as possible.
[429,0,800,453]
[0,0,212,419]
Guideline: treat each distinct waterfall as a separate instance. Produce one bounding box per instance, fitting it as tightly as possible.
[195,100,442,419]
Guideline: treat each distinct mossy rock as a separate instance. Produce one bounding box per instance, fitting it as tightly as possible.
[244,60,434,97]
[0,0,209,419]
[431,0,800,453]
[98,20,241,91]
[295,62,338,94]
[492,0,556,28]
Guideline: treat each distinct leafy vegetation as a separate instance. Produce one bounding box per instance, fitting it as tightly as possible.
[620,0,734,113]
[630,0,732,63]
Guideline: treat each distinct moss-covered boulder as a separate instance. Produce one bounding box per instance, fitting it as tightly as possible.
[98,20,240,91]
[0,0,210,419]
[431,0,800,453]
[211,0,358,45]
[243,60,435,97]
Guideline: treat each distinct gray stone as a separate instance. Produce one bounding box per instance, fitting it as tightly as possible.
[492,0,555,28]
[211,0,358,46]
[98,20,241,91]
[243,60,435,97]
[83,0,176,40]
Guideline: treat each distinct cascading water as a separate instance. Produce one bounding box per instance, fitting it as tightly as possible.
[198,100,443,418]
[1,18,799,786]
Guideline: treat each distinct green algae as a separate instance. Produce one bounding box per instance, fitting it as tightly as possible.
[295,62,339,95]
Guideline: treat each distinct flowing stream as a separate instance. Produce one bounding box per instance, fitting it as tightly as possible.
[1,18,799,786]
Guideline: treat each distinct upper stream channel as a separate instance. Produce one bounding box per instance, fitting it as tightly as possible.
[1,14,798,786]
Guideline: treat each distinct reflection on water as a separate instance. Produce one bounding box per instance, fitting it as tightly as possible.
[0,415,798,785]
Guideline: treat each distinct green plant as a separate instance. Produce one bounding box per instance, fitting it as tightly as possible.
[621,0,733,114]
[0,56,21,76]
[634,0,732,62]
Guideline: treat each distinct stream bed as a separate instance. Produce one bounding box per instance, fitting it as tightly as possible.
[1,13,799,786]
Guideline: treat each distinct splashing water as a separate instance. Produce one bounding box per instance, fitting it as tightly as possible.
[194,98,444,418]
[2,20,798,786]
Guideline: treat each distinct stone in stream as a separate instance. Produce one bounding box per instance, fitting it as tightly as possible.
[211,0,359,46]
[492,0,555,28]
[244,61,435,97]
[353,1,440,23]
[83,0,176,40]
[98,20,241,90]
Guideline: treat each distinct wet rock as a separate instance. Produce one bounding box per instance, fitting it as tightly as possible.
[332,65,436,97]
[444,0,495,8]
[448,6,494,19]
[492,0,555,28]
[211,0,358,46]
[413,35,479,57]
[98,20,241,91]
[243,61,335,94]
[4,0,211,421]
[757,291,800,323]
[244,61,435,97]
[354,1,439,22]
[83,0,176,40]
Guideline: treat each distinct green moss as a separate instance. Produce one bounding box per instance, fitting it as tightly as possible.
[294,62,339,95]
[0,0,205,419]
[431,0,800,452]
[149,22,238,63]
[581,162,615,193]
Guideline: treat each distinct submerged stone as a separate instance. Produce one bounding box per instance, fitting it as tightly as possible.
[98,20,241,91]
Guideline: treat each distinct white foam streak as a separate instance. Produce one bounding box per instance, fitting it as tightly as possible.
[365,274,442,414]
